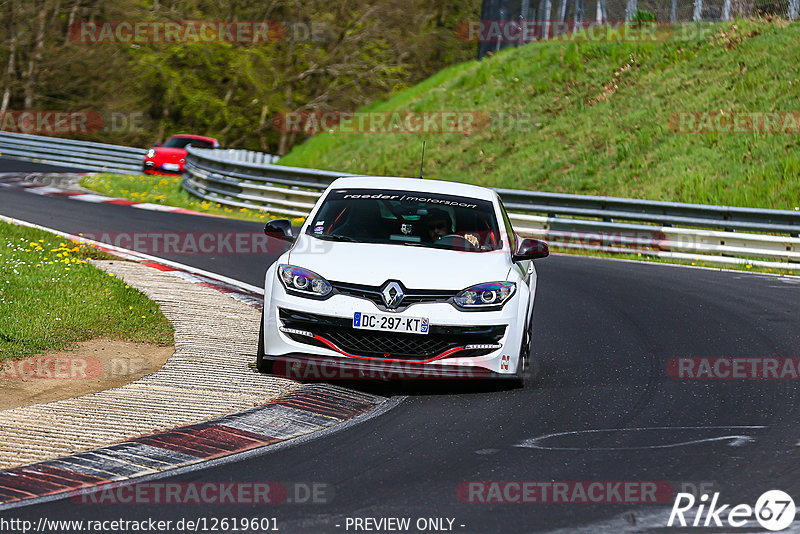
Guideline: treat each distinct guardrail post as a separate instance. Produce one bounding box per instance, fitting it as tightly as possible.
[625,0,638,21]
[722,0,731,19]
[790,0,800,19]
[692,0,703,21]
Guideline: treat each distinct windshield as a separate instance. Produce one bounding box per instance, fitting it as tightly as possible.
[306,188,501,252]
[162,137,213,149]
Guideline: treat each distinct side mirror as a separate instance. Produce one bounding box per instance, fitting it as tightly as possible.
[154,143,161,147]
[513,238,549,261]
[264,219,294,242]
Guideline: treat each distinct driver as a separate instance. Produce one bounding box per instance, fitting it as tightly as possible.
[424,208,452,242]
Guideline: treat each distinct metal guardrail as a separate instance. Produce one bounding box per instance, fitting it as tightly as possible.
[213,148,280,166]
[496,188,800,235]
[183,145,800,269]
[0,131,145,174]
[2,133,797,270]
[183,146,350,217]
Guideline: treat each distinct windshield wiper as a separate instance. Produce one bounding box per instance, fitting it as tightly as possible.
[310,233,357,242]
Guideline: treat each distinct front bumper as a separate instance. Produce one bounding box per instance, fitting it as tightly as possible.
[279,308,505,363]
[143,160,183,175]
[263,278,525,376]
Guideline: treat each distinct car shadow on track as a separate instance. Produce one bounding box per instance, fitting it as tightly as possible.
[328,379,522,397]
[250,353,662,398]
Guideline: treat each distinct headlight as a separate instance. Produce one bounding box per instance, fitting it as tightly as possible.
[278,264,332,298]
[146,149,156,158]
[454,282,515,309]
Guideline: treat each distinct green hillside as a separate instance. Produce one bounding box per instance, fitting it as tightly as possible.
[279,19,800,210]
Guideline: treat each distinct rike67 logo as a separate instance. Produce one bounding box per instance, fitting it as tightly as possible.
[668,490,796,531]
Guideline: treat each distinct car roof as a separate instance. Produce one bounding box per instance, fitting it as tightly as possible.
[327,176,497,202]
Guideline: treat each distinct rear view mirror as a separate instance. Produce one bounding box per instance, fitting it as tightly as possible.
[264,219,294,242]
[513,238,549,261]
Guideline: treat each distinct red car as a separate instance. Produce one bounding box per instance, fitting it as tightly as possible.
[143,134,219,175]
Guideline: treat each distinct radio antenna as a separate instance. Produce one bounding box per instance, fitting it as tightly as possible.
[418,141,426,179]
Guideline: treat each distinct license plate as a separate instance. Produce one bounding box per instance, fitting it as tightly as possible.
[353,312,429,335]
[162,163,180,171]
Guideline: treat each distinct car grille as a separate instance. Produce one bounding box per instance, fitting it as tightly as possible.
[329,281,457,312]
[279,308,506,361]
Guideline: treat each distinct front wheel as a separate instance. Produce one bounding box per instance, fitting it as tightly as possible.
[509,355,526,389]
[256,309,273,373]
[510,312,535,388]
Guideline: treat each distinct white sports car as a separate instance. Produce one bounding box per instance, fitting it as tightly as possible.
[257,176,548,385]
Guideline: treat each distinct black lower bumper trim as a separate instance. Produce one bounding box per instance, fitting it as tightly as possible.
[264,353,506,381]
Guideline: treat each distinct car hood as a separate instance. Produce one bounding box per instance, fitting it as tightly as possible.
[288,234,511,290]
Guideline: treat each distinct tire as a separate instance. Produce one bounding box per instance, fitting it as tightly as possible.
[510,358,526,389]
[510,308,535,388]
[256,309,273,374]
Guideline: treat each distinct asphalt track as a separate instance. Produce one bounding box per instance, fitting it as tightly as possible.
[2,157,800,532]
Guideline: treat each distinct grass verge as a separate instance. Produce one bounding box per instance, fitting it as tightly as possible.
[79,173,306,225]
[0,221,174,361]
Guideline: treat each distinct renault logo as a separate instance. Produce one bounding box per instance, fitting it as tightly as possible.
[381,281,405,309]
